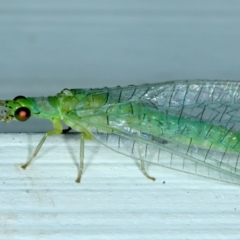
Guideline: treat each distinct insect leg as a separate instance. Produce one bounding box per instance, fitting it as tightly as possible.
[75,133,84,183]
[137,133,156,181]
[62,116,94,183]
[21,119,63,169]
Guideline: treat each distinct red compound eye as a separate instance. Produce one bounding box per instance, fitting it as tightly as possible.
[14,107,31,121]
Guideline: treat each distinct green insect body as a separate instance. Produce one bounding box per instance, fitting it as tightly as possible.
[1,80,240,184]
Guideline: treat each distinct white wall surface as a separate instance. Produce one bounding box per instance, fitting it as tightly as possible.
[1,133,240,240]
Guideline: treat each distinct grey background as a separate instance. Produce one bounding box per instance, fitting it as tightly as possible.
[1,0,240,132]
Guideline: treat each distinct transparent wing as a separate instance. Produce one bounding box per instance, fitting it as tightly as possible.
[143,80,240,131]
[73,80,240,130]
[92,131,240,184]
[71,80,240,184]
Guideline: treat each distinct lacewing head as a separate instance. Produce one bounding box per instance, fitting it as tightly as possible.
[0,97,31,123]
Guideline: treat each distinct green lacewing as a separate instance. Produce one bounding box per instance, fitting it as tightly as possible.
[1,80,240,184]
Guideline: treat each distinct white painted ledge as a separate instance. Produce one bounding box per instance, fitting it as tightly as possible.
[0,133,239,239]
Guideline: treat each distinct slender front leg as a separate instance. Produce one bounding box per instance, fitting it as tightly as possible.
[21,119,63,169]
[75,133,85,183]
